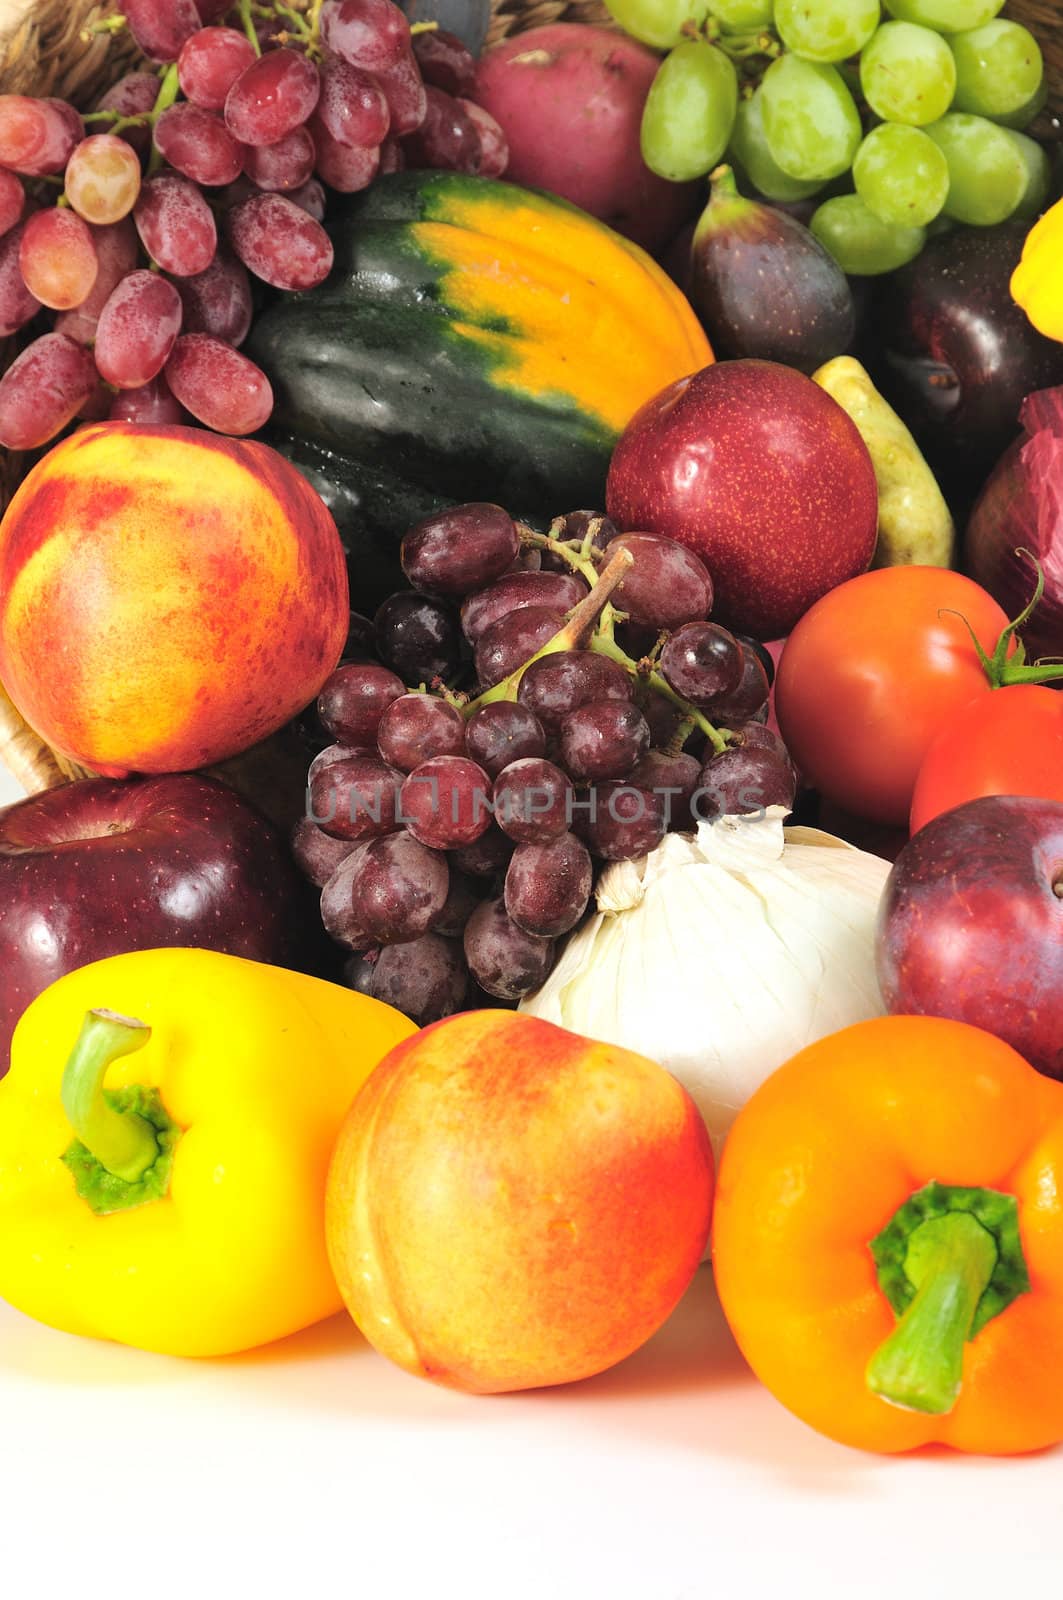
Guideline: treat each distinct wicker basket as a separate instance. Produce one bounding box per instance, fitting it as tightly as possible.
[0,0,1060,800]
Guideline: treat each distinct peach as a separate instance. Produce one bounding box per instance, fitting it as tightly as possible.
[0,423,348,775]
[326,1010,714,1393]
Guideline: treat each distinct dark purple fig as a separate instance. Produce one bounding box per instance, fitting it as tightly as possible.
[868,222,1063,502]
[688,165,854,376]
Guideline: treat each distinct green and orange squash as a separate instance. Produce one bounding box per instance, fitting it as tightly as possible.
[250,171,712,597]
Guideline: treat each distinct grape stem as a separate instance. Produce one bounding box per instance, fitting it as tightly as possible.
[80,14,127,42]
[145,64,181,179]
[239,0,264,55]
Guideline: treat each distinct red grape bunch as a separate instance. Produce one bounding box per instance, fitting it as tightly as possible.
[295,500,797,1025]
[0,0,507,451]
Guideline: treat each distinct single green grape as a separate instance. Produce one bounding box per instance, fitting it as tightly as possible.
[708,0,774,27]
[811,193,926,272]
[774,0,881,64]
[949,20,1043,120]
[853,122,949,225]
[925,111,1028,223]
[860,22,957,124]
[760,54,863,181]
[994,78,1048,131]
[641,41,739,182]
[1008,128,1051,219]
[883,0,1003,32]
[728,89,825,200]
[604,0,711,52]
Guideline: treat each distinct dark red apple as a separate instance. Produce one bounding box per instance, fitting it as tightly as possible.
[0,773,327,1075]
[606,360,878,640]
[876,794,1063,1079]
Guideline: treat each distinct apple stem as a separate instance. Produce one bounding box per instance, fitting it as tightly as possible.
[61,1011,159,1184]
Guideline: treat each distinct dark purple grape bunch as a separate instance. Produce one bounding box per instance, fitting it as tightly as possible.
[0,0,508,451]
[291,499,798,1030]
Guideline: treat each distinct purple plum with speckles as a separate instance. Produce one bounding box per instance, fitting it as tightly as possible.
[876,794,1063,1081]
[606,359,878,641]
[0,773,325,1075]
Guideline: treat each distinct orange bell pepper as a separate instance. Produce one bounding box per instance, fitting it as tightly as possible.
[712,1015,1063,1455]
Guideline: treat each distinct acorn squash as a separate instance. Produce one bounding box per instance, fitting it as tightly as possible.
[248,171,712,528]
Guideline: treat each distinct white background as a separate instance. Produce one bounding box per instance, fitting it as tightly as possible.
[0,1266,1061,1599]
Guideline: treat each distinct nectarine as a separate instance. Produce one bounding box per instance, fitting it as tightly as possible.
[0,423,348,775]
[326,1010,714,1394]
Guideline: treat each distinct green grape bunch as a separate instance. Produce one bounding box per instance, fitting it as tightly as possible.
[608,0,1051,274]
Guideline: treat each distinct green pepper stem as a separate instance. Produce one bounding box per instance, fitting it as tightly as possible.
[866,1212,998,1416]
[61,1011,159,1185]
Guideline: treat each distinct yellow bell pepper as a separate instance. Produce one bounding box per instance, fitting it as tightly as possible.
[0,947,416,1357]
[1012,198,1063,343]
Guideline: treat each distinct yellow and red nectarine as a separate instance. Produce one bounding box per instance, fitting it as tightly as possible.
[0,423,348,775]
[326,1010,714,1394]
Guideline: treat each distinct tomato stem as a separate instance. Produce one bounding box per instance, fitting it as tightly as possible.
[951,554,1063,689]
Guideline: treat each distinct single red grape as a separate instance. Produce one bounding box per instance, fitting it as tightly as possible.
[0,223,40,337]
[374,592,464,684]
[123,0,201,62]
[355,933,469,1024]
[629,749,701,830]
[164,333,273,435]
[493,757,574,843]
[577,780,667,861]
[458,100,508,178]
[461,570,587,644]
[0,333,98,450]
[174,250,252,346]
[376,693,466,771]
[228,192,333,291]
[412,29,476,96]
[318,661,405,748]
[401,502,520,599]
[178,27,257,110]
[289,177,327,219]
[327,831,450,945]
[154,103,243,187]
[605,533,714,630]
[308,749,403,842]
[659,622,744,708]
[463,895,555,1000]
[317,57,391,148]
[312,122,381,192]
[400,755,493,849]
[450,823,514,880]
[695,745,796,822]
[504,832,592,938]
[703,642,770,724]
[240,125,317,191]
[474,607,565,691]
[19,208,98,311]
[375,53,428,137]
[135,174,217,276]
[108,374,187,425]
[0,95,81,176]
[559,699,651,782]
[403,86,481,173]
[94,269,183,389]
[320,0,410,70]
[224,48,321,146]
[65,135,142,226]
[292,816,360,889]
[465,702,546,780]
[0,169,24,237]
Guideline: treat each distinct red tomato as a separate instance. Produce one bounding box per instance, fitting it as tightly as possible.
[775,567,1010,827]
[910,684,1063,832]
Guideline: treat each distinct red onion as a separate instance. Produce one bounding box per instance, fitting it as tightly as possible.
[965,386,1063,665]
